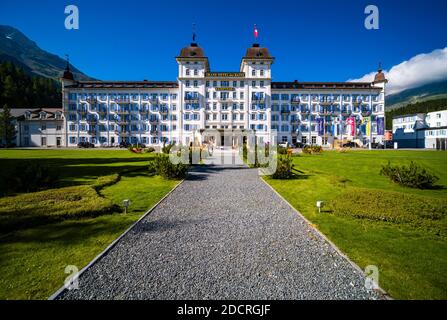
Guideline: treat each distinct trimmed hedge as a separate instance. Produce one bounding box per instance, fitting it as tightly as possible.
[0,174,121,233]
[330,187,447,236]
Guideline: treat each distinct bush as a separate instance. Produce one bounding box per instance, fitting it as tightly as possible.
[148,154,189,179]
[7,161,59,193]
[277,146,288,155]
[380,161,439,189]
[145,147,155,153]
[302,145,323,154]
[271,155,295,179]
[329,187,447,236]
[162,142,175,154]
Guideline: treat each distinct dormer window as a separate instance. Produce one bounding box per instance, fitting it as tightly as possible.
[56,112,62,120]
[40,112,47,120]
[25,111,31,120]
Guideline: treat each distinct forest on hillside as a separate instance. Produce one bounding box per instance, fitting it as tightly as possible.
[0,61,61,108]
[385,98,447,129]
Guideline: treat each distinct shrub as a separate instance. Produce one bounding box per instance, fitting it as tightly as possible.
[302,145,323,154]
[162,142,175,154]
[380,161,439,189]
[145,147,155,153]
[271,155,295,179]
[148,154,189,179]
[7,161,59,193]
[329,187,447,236]
[277,146,288,155]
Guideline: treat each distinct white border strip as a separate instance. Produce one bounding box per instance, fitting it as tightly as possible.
[260,177,392,300]
[48,179,184,300]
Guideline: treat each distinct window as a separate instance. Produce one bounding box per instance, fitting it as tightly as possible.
[41,125,46,131]
[194,69,198,76]
[260,70,264,76]
[186,69,190,75]
[56,125,62,131]
[252,70,256,76]
[260,81,264,87]
[252,81,256,87]
[70,137,76,144]
[240,81,244,87]
[41,137,47,146]
[185,80,190,87]
[232,81,237,87]
[193,80,198,87]
[311,136,317,144]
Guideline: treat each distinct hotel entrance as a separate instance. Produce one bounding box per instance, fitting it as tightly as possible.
[200,129,247,149]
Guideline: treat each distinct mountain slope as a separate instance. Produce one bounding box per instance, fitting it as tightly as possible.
[0,25,93,81]
[386,79,447,110]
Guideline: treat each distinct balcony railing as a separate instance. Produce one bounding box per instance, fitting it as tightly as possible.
[290,98,301,105]
[116,110,130,114]
[184,98,199,103]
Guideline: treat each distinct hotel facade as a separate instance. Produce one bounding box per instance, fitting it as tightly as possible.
[59,41,387,148]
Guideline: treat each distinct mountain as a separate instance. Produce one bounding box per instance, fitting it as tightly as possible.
[0,25,93,81]
[386,79,447,110]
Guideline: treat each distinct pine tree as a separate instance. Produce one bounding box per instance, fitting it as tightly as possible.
[0,104,16,147]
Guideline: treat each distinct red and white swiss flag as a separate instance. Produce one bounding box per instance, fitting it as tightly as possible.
[254,24,258,39]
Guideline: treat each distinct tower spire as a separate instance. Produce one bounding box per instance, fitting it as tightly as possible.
[65,54,70,72]
[192,23,197,44]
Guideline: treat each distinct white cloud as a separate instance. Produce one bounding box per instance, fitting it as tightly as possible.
[349,47,447,95]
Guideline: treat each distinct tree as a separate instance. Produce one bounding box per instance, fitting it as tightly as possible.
[0,104,16,147]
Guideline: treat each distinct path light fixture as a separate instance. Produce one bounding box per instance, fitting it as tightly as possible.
[123,199,131,214]
[316,201,324,213]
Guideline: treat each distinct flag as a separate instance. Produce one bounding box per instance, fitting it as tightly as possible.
[377,117,384,135]
[317,118,324,135]
[365,116,371,136]
[254,24,258,40]
[347,117,355,136]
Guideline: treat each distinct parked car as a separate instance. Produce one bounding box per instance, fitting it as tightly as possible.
[77,142,95,148]
[342,141,360,148]
[293,142,307,148]
[372,141,394,149]
[119,141,131,148]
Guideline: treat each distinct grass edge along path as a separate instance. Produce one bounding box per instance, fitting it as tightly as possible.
[0,153,179,300]
[263,150,447,300]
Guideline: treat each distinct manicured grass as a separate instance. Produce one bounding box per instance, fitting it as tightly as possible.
[0,149,178,300]
[265,150,447,300]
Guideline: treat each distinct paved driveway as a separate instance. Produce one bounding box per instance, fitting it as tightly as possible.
[57,150,379,300]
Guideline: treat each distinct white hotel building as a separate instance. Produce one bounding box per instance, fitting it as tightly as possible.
[61,41,387,147]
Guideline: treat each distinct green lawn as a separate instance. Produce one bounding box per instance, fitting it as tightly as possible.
[265,150,447,300]
[0,149,178,300]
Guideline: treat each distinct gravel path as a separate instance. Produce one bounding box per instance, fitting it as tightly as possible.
[57,151,379,300]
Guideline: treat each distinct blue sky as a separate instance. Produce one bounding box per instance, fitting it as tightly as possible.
[1,0,446,83]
